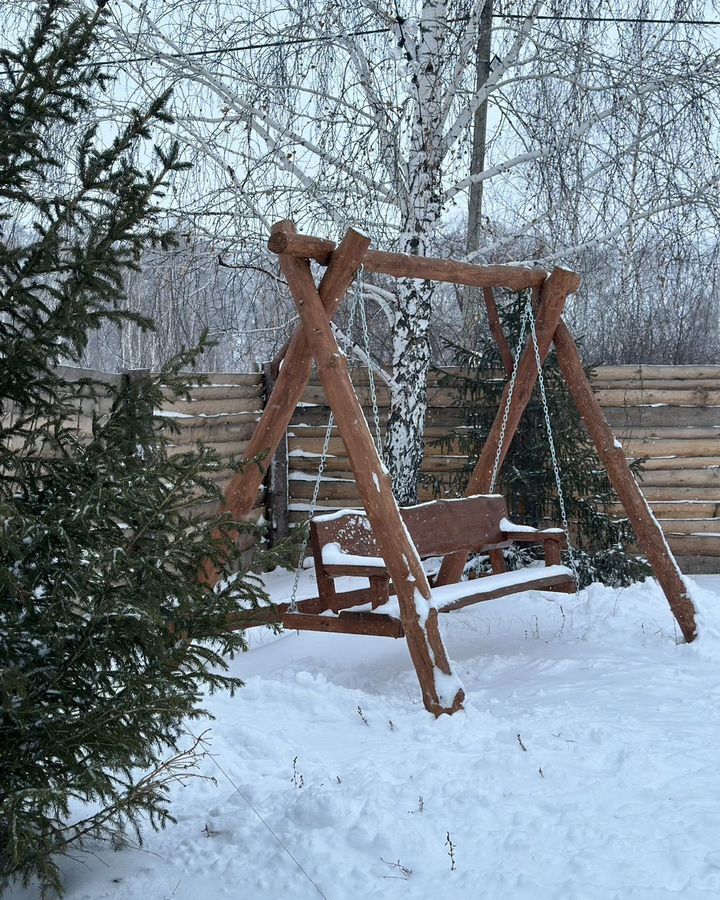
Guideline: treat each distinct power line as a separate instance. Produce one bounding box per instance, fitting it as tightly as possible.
[92,13,720,70]
[502,13,720,26]
[108,29,389,68]
[5,11,717,74]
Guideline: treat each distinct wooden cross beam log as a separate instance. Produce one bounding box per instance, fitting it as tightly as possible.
[269,229,547,291]
[436,267,579,587]
[278,245,465,717]
[202,221,370,587]
[551,320,697,642]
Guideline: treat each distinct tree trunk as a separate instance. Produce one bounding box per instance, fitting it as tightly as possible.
[385,271,435,505]
[462,0,494,337]
[383,0,447,505]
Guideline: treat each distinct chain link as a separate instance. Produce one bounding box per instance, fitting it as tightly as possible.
[490,294,580,592]
[489,303,532,492]
[288,410,335,613]
[526,308,580,591]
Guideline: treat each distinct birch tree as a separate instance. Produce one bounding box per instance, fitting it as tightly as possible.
[66,0,720,502]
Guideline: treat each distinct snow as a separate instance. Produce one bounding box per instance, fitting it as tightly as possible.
[499,516,538,533]
[289,502,341,512]
[432,667,464,709]
[403,493,504,511]
[424,564,572,607]
[313,508,365,523]
[288,449,332,458]
[321,542,385,569]
[499,516,562,535]
[360,565,574,619]
[11,572,720,900]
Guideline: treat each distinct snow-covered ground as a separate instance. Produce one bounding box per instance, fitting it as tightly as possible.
[12,571,720,900]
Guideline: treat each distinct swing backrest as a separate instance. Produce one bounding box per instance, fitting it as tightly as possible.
[311,494,510,563]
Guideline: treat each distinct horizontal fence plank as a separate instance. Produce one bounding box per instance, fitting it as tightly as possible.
[290,408,466,428]
[55,365,124,386]
[186,372,261,386]
[616,427,720,440]
[639,486,720,501]
[593,379,720,392]
[594,389,720,407]
[620,501,720,519]
[637,456,720,471]
[666,534,720,557]
[166,422,258,445]
[591,365,720,381]
[638,469,720,487]
[166,440,250,458]
[157,398,264,416]
[658,519,720,534]
[603,406,720,428]
[623,439,720,457]
[162,384,263,402]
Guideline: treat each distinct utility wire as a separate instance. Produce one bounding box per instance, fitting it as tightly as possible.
[51,13,720,71]
[502,13,720,25]
[185,727,330,900]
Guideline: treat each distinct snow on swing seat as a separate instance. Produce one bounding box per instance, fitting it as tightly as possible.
[348,564,575,620]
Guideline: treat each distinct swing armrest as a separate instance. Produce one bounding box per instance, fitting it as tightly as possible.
[320,566,390,609]
[499,520,567,568]
[500,529,566,545]
[322,562,389,578]
[499,517,566,543]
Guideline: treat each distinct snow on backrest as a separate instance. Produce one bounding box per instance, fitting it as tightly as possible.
[401,495,508,556]
[311,494,509,563]
[312,511,380,559]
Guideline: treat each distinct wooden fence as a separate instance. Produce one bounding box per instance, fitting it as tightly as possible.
[281,365,720,573]
[51,364,720,573]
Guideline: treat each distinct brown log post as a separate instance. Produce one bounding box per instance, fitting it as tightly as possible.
[551,321,698,642]
[279,247,464,717]
[436,267,580,587]
[263,362,289,545]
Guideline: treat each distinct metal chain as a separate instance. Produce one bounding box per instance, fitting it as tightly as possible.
[527,306,581,591]
[288,410,335,613]
[489,302,532,492]
[287,266,383,613]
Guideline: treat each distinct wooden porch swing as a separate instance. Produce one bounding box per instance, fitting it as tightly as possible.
[204,220,698,718]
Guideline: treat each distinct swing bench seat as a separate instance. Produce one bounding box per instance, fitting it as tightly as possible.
[301,494,575,637]
[226,495,574,637]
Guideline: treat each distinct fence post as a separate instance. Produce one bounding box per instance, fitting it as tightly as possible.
[263,362,290,545]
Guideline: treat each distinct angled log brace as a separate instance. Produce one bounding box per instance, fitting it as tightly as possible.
[278,240,464,717]
[552,321,697,642]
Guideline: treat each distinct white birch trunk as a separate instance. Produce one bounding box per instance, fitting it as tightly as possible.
[383,0,446,505]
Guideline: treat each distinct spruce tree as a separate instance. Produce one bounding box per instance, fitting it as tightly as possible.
[433,293,651,588]
[0,4,272,894]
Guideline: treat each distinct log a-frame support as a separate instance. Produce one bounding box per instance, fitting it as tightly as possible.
[204,220,698,718]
